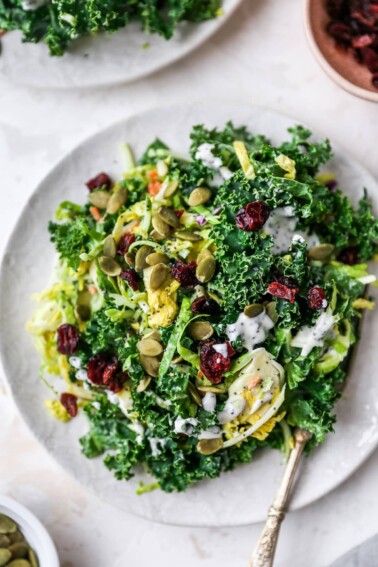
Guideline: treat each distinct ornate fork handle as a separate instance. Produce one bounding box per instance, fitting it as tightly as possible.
[249,428,312,567]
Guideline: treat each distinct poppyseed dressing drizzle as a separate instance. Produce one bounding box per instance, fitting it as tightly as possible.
[226,310,275,352]
[264,206,319,254]
[291,311,335,356]
[22,0,49,10]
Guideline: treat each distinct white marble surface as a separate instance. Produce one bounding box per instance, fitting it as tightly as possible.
[0,0,378,566]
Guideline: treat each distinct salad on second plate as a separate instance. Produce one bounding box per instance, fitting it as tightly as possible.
[28,122,378,493]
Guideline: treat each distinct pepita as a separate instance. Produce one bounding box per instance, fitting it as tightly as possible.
[98,256,122,277]
[188,187,212,207]
[164,179,179,197]
[157,206,180,228]
[0,549,12,566]
[7,560,32,567]
[197,248,212,264]
[103,235,116,258]
[0,536,10,547]
[136,376,152,393]
[88,190,110,210]
[106,187,128,215]
[266,301,279,324]
[176,231,203,242]
[146,252,169,266]
[152,214,171,237]
[8,532,23,544]
[143,329,162,342]
[28,550,38,567]
[124,252,135,267]
[75,304,91,323]
[137,338,163,357]
[188,321,214,341]
[140,355,160,378]
[149,230,166,243]
[172,355,183,364]
[197,438,223,455]
[308,243,335,260]
[244,303,264,318]
[0,515,16,534]
[150,263,170,290]
[196,255,216,283]
[8,542,28,559]
[197,385,225,394]
[188,382,202,406]
[135,245,153,272]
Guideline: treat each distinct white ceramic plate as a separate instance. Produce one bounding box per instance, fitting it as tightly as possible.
[0,0,241,89]
[1,103,378,527]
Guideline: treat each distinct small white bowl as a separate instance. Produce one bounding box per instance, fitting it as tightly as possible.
[0,495,59,567]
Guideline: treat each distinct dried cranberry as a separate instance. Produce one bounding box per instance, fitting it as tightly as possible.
[307,287,328,310]
[327,21,353,42]
[120,269,139,291]
[235,201,270,231]
[338,246,359,265]
[352,34,373,48]
[361,47,378,72]
[117,232,136,255]
[325,179,338,190]
[267,278,299,303]
[87,353,120,386]
[191,296,220,315]
[372,72,378,88]
[107,372,127,393]
[60,393,78,417]
[200,340,235,384]
[57,324,79,355]
[175,209,185,218]
[86,172,111,192]
[171,261,198,288]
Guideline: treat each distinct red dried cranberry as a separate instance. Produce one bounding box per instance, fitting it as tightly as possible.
[171,261,198,288]
[117,232,136,255]
[338,246,359,265]
[86,172,111,192]
[325,179,338,190]
[60,393,78,417]
[87,353,120,387]
[361,47,378,72]
[235,201,270,231]
[267,279,299,303]
[174,209,185,218]
[191,296,220,315]
[307,287,328,310]
[372,72,378,88]
[352,34,373,48]
[57,324,79,355]
[200,340,235,383]
[107,372,127,393]
[120,269,139,291]
[327,21,353,42]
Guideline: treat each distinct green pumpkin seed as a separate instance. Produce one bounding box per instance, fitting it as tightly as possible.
[197,385,225,394]
[7,560,31,567]
[188,187,212,207]
[143,329,162,342]
[88,190,110,210]
[176,231,203,242]
[156,160,168,178]
[103,235,116,258]
[98,256,122,277]
[197,438,223,455]
[0,515,16,534]
[164,180,179,197]
[136,376,152,393]
[8,532,23,544]
[139,355,160,378]
[244,303,264,318]
[188,382,202,406]
[0,549,12,566]
[137,338,163,357]
[135,245,153,272]
[196,255,216,283]
[197,248,212,264]
[308,243,335,260]
[145,252,169,266]
[172,355,183,364]
[28,550,38,567]
[149,229,166,243]
[152,214,171,237]
[75,304,91,323]
[106,187,128,215]
[0,536,10,547]
[124,252,135,267]
[8,542,28,559]
[266,301,279,324]
[157,206,180,228]
[188,321,214,341]
[150,263,170,290]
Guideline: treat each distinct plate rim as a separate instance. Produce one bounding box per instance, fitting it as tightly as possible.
[1,101,378,526]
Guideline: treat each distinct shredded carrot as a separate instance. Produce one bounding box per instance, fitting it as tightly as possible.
[147,169,158,180]
[248,375,262,389]
[148,180,162,196]
[89,206,102,222]
[197,371,204,378]
[88,285,97,295]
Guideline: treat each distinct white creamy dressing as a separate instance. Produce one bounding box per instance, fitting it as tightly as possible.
[173,417,199,436]
[106,391,120,406]
[22,0,49,10]
[226,310,275,352]
[149,437,167,457]
[202,392,217,413]
[128,422,145,444]
[75,369,88,381]
[264,207,319,254]
[250,392,274,414]
[198,426,222,440]
[291,311,335,356]
[218,396,246,424]
[69,356,82,369]
[212,343,229,357]
[195,143,233,183]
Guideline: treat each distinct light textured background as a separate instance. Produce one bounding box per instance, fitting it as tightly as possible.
[0,0,378,566]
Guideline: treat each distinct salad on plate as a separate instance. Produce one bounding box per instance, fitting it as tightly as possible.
[27,122,378,493]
